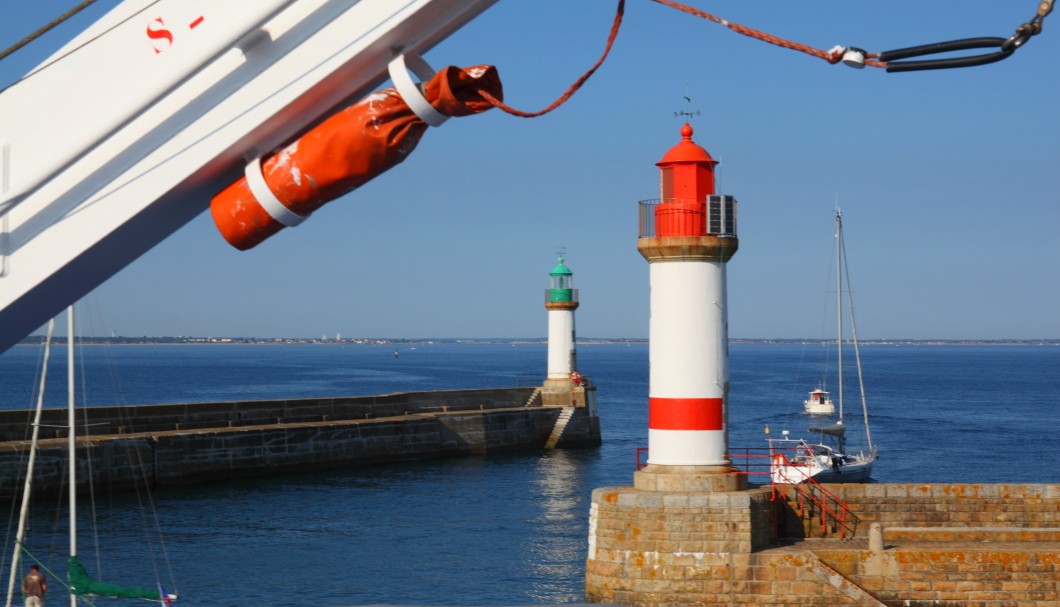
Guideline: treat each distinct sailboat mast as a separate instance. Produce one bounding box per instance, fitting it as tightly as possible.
[841,226,874,453]
[4,321,56,607]
[835,210,844,424]
[67,306,77,607]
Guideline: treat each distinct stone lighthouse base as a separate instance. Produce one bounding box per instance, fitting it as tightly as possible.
[585,480,775,606]
[634,464,747,493]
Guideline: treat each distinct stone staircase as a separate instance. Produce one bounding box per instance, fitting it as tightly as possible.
[777,483,862,540]
[799,551,888,607]
[544,407,574,449]
[523,387,543,407]
[771,486,1060,606]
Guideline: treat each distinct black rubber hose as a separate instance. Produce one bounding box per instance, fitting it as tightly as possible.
[885,48,1015,73]
[879,37,1007,62]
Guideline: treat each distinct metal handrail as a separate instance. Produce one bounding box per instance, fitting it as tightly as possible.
[770,451,859,539]
[726,447,775,476]
[638,199,659,238]
[633,447,858,542]
[637,197,738,238]
[730,447,860,540]
[635,447,649,470]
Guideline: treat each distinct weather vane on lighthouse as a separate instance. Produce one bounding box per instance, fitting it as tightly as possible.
[674,94,701,121]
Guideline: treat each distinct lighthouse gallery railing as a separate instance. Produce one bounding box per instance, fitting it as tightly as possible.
[638,196,738,239]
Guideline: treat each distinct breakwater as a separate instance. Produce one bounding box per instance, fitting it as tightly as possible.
[0,386,601,499]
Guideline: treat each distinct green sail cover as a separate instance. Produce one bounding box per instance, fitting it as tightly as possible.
[68,556,164,600]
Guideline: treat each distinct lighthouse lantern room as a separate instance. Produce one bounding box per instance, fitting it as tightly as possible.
[548,257,575,303]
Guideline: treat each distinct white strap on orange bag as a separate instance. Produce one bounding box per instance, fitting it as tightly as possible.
[388,53,449,127]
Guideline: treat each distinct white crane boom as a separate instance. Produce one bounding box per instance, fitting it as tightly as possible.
[0,0,499,352]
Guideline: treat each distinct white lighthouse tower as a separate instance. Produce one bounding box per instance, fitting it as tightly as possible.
[635,122,742,491]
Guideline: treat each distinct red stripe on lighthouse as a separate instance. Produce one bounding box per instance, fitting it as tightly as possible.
[649,397,723,430]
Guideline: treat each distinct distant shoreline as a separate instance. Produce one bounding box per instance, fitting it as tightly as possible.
[12,337,1060,347]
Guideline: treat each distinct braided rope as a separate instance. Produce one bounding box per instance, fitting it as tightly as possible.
[650,0,888,69]
[479,0,625,117]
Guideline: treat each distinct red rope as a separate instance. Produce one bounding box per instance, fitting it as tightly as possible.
[478,0,889,117]
[650,0,887,69]
[479,0,625,117]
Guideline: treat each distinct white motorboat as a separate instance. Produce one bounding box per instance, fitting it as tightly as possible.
[803,387,835,415]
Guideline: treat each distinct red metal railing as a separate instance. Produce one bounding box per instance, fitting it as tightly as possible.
[638,197,738,239]
[637,446,859,541]
[635,447,649,470]
[768,451,858,539]
[726,446,775,478]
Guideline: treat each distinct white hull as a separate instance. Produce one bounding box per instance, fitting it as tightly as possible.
[803,401,835,415]
[771,453,875,484]
[803,389,835,415]
[770,439,877,485]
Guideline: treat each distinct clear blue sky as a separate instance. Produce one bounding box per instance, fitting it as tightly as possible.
[2,1,1058,340]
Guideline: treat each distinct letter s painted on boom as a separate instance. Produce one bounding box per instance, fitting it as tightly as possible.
[146,17,174,54]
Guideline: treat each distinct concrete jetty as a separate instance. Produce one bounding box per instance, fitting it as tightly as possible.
[0,384,600,499]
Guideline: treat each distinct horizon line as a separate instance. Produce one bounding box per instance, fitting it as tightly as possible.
[15,336,1060,345]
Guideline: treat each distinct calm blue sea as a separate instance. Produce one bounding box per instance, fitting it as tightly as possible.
[0,342,1056,606]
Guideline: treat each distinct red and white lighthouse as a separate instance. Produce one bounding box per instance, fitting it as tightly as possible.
[636,123,740,487]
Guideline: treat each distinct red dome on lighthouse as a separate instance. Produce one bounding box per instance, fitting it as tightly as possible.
[657,123,718,167]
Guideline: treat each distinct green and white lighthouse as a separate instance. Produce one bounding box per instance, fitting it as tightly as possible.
[545,255,579,381]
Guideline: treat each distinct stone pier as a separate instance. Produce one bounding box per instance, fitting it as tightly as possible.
[0,385,601,499]
[585,481,1058,606]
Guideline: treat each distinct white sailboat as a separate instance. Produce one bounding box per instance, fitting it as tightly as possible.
[770,210,878,484]
[4,307,178,607]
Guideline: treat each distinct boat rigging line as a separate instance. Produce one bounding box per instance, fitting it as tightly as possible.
[649,0,1053,73]
[0,0,98,63]
[0,0,163,97]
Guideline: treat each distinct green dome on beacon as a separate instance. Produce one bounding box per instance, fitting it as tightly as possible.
[550,256,572,277]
